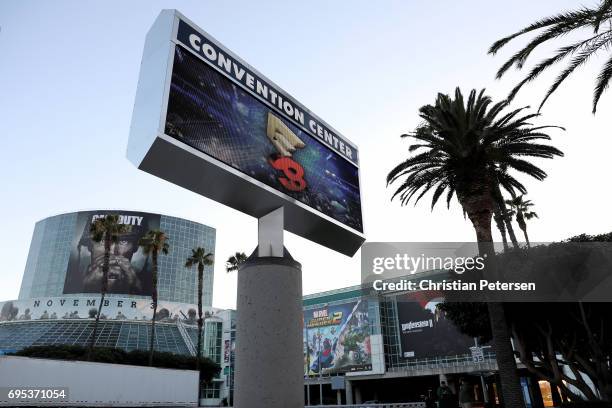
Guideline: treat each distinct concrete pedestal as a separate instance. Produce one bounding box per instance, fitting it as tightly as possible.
[234,251,303,408]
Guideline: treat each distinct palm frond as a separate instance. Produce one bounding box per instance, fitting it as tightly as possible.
[593,0,612,32]
[225,252,247,273]
[185,247,215,269]
[538,37,610,111]
[387,88,562,213]
[507,34,608,101]
[593,52,612,112]
[494,11,597,79]
[489,8,596,55]
[491,2,612,113]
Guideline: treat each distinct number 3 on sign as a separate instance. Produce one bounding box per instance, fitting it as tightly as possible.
[270,157,307,192]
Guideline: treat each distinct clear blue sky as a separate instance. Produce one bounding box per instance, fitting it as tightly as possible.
[1,0,610,309]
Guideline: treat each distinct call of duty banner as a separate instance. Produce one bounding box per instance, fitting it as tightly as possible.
[165,44,363,233]
[304,300,371,376]
[396,293,475,359]
[63,210,161,296]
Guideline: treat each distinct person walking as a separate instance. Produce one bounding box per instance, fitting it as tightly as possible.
[437,381,455,408]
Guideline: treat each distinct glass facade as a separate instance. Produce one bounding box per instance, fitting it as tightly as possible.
[201,319,224,400]
[159,215,215,306]
[203,320,222,363]
[201,381,221,399]
[0,320,191,355]
[19,213,77,300]
[18,211,216,307]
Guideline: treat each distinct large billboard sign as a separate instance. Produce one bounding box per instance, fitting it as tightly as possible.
[396,293,475,359]
[303,300,372,375]
[63,210,161,296]
[0,296,220,324]
[128,10,364,256]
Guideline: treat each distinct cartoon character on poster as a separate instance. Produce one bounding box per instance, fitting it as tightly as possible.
[304,299,372,375]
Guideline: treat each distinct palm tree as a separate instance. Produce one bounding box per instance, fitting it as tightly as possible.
[87,215,131,360]
[492,171,520,248]
[225,252,247,273]
[387,87,563,408]
[185,247,214,402]
[489,0,612,113]
[138,230,169,366]
[506,195,539,248]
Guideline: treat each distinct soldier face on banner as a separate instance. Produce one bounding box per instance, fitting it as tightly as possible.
[63,211,160,296]
[83,237,142,293]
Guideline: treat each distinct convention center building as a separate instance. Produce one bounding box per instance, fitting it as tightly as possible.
[0,211,560,407]
[0,210,231,405]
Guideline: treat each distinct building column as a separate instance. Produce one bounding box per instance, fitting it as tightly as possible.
[345,379,353,405]
[234,252,303,408]
[319,382,323,405]
[354,384,362,404]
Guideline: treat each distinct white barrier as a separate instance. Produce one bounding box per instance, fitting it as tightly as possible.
[0,356,198,406]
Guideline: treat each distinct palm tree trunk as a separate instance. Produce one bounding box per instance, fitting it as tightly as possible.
[460,183,525,408]
[487,302,525,408]
[516,212,528,248]
[196,263,204,403]
[494,210,509,251]
[88,292,105,360]
[493,183,519,247]
[148,252,158,366]
[522,228,530,249]
[87,234,110,361]
[149,301,157,366]
[505,215,519,248]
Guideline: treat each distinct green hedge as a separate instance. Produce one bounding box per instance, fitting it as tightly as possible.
[13,345,220,383]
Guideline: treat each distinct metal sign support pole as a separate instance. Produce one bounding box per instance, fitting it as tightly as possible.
[258,207,284,257]
[234,207,304,408]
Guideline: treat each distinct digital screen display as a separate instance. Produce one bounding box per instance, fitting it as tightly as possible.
[396,293,475,359]
[165,45,363,232]
[63,211,161,296]
[303,299,371,375]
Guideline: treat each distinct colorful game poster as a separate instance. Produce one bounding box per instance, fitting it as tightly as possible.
[304,299,371,375]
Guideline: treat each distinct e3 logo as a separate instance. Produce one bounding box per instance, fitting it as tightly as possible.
[266,112,307,192]
[270,157,307,192]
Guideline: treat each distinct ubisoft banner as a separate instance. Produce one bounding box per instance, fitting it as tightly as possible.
[304,300,371,376]
[63,211,161,296]
[0,296,220,324]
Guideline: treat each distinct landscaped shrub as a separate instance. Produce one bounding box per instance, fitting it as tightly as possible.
[13,344,220,383]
